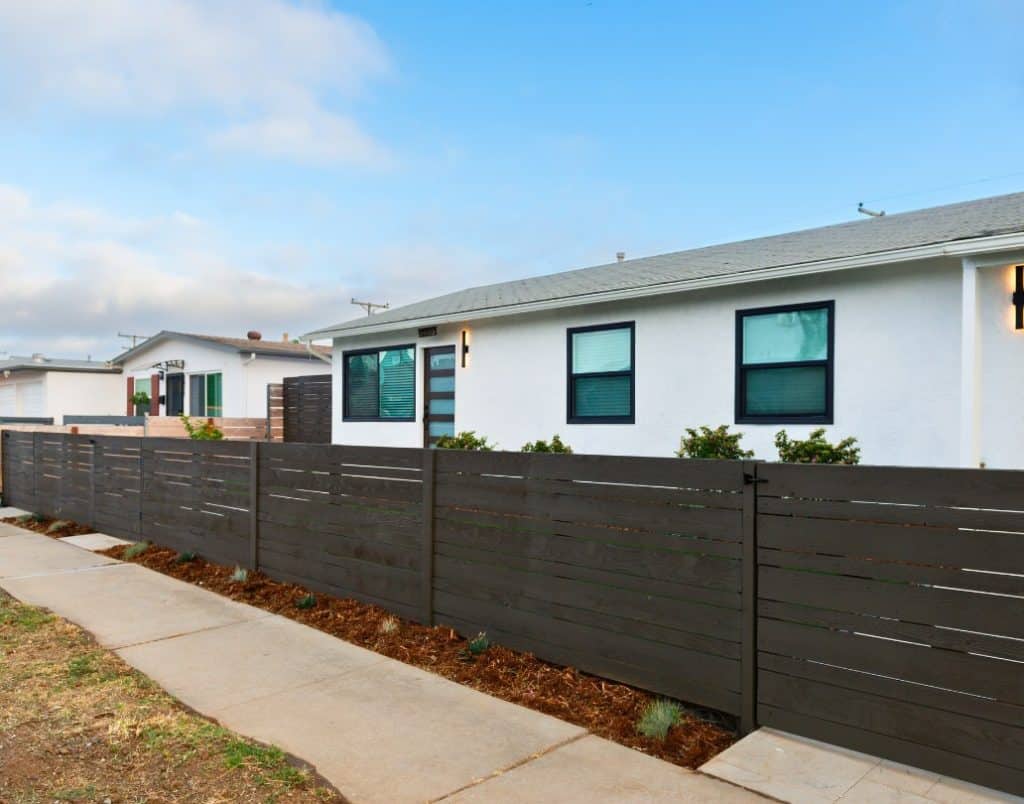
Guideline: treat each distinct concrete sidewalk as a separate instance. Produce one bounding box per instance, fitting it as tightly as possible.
[0,524,761,803]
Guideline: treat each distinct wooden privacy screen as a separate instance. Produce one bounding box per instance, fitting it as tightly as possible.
[283,374,332,444]
[757,463,1024,795]
[266,383,284,442]
[5,430,1024,797]
[432,450,747,716]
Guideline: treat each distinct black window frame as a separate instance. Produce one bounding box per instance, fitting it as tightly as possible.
[735,300,834,425]
[566,321,636,424]
[342,344,417,423]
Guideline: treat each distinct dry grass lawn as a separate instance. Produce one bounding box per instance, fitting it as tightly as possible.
[0,591,345,804]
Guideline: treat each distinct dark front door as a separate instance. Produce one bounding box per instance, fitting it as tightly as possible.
[165,373,185,416]
[424,346,455,447]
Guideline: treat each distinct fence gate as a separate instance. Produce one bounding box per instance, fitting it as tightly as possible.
[283,374,332,443]
[755,463,1024,796]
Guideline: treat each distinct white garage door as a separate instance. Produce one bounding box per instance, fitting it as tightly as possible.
[0,385,14,416]
[17,381,44,417]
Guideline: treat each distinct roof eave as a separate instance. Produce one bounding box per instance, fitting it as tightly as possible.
[302,231,1024,342]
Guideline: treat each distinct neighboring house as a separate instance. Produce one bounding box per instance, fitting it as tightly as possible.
[304,191,1024,469]
[0,355,122,422]
[111,331,330,419]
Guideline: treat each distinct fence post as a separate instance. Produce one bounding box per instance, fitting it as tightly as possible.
[0,431,7,506]
[32,431,41,516]
[249,440,260,571]
[421,448,436,625]
[88,437,97,527]
[740,459,760,735]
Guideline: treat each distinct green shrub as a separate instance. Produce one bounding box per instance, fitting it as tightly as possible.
[637,698,682,740]
[521,434,573,453]
[129,391,151,408]
[676,425,753,460]
[774,428,860,464]
[174,550,197,564]
[46,519,72,534]
[230,566,249,583]
[296,593,316,610]
[180,414,224,441]
[434,431,494,451]
[123,541,150,560]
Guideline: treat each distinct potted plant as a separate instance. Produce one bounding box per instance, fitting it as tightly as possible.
[130,390,151,416]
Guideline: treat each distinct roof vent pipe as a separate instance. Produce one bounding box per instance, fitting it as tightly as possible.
[31,353,45,363]
[616,252,625,263]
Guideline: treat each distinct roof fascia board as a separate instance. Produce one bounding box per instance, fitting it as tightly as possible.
[114,331,242,365]
[305,232,1024,341]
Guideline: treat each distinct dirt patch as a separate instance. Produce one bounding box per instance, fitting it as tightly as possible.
[0,591,346,803]
[1,515,94,538]
[101,542,737,768]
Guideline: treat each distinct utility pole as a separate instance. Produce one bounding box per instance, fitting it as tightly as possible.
[351,298,389,316]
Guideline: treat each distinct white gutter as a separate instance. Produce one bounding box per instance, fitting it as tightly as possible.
[304,231,1024,341]
[304,340,333,365]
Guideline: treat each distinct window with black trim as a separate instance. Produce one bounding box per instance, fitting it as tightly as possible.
[343,345,416,421]
[736,301,834,424]
[567,322,635,423]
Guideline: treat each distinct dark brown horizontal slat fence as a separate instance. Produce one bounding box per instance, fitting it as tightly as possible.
[432,449,747,715]
[757,462,1024,796]
[257,442,425,621]
[283,374,332,444]
[3,430,1024,797]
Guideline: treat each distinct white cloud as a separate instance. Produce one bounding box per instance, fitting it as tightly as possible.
[0,0,391,167]
[210,107,393,167]
[0,184,505,359]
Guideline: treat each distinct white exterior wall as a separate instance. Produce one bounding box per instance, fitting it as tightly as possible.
[241,353,329,417]
[0,371,46,418]
[123,336,328,418]
[332,258,990,466]
[0,370,121,421]
[43,372,123,421]
[977,262,1024,469]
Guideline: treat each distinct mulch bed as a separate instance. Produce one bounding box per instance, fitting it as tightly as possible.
[95,542,737,768]
[1,515,95,538]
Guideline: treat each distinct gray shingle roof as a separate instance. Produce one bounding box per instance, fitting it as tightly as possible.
[111,331,330,365]
[0,356,119,373]
[306,191,1024,339]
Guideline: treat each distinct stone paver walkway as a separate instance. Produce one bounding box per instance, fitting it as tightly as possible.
[0,524,761,803]
[701,728,1019,804]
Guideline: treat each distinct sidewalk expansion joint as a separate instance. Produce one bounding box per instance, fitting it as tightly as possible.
[111,613,275,652]
[430,730,589,802]
[0,560,124,582]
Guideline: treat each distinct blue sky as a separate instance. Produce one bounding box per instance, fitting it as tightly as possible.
[1,0,1022,358]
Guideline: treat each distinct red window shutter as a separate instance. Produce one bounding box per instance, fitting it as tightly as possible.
[126,376,135,416]
[150,373,160,415]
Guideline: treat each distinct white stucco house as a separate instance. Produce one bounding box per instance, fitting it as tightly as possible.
[0,354,123,423]
[111,331,331,419]
[303,192,1024,468]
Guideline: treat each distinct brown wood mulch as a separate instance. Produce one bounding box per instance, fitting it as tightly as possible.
[94,542,736,769]
[1,515,94,538]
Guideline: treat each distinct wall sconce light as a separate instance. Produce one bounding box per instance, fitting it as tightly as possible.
[1014,266,1024,330]
[461,329,470,368]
